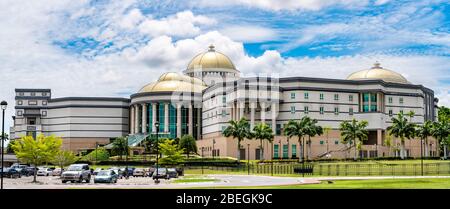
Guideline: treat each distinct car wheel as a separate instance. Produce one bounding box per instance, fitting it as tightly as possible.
[78,177,83,183]
[62,180,67,183]
[86,176,91,183]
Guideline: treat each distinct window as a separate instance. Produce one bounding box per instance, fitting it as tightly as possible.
[19,92,24,96]
[276,124,281,136]
[349,95,353,102]
[222,96,226,104]
[18,100,23,105]
[304,106,309,114]
[399,98,404,104]
[42,111,47,116]
[399,110,404,114]
[31,92,35,96]
[28,101,37,105]
[349,108,353,115]
[17,110,23,116]
[290,92,295,99]
[320,93,324,100]
[42,92,47,96]
[389,109,393,117]
[222,109,226,117]
[335,140,339,145]
[334,94,339,101]
[282,144,288,158]
[319,107,324,115]
[42,101,47,106]
[320,141,324,145]
[221,126,226,132]
[290,106,296,114]
[291,144,297,158]
[388,97,393,104]
[334,107,339,115]
[274,144,279,158]
[304,92,309,99]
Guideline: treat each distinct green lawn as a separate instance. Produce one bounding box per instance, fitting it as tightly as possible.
[209,178,450,189]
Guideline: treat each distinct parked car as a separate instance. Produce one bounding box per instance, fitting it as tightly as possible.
[93,168,103,175]
[166,168,178,179]
[11,165,31,177]
[0,168,21,178]
[61,164,91,183]
[24,167,37,176]
[147,166,156,177]
[52,168,63,176]
[37,167,53,176]
[94,170,118,183]
[133,168,146,177]
[123,167,135,177]
[109,167,124,179]
[152,168,168,180]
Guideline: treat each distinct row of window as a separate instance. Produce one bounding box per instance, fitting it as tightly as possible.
[17,92,49,97]
[17,100,47,106]
[16,110,47,116]
[388,97,404,104]
[290,106,354,115]
[290,92,354,101]
[273,141,340,158]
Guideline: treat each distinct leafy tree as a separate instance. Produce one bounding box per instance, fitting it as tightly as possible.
[52,150,79,174]
[159,139,185,165]
[179,135,197,158]
[222,118,253,161]
[432,121,450,159]
[438,106,450,123]
[387,112,416,159]
[284,119,306,162]
[11,134,62,182]
[416,120,434,157]
[339,118,369,160]
[252,123,274,160]
[82,148,110,162]
[302,117,323,160]
[112,136,128,160]
[323,126,332,153]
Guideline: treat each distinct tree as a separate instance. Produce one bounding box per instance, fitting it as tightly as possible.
[252,123,274,160]
[112,136,128,160]
[179,135,197,158]
[222,118,253,161]
[11,134,62,182]
[416,120,433,157]
[159,139,185,165]
[52,150,79,175]
[387,112,416,159]
[82,148,110,162]
[323,126,332,153]
[438,106,450,123]
[283,119,306,162]
[302,117,323,160]
[339,118,369,160]
[432,121,450,159]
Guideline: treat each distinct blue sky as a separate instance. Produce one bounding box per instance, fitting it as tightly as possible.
[0,0,449,133]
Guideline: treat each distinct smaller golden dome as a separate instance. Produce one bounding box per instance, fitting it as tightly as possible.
[139,72,206,93]
[185,45,238,74]
[347,62,409,84]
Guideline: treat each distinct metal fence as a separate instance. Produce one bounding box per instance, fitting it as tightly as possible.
[184,162,450,176]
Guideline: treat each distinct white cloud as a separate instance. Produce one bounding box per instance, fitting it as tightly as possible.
[374,0,391,6]
[198,0,369,11]
[219,25,278,43]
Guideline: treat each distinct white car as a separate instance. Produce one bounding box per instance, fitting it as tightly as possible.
[37,167,53,176]
[52,168,63,176]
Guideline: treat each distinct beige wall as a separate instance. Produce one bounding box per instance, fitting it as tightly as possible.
[61,137,111,154]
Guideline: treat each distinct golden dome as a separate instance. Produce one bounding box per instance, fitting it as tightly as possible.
[346,62,409,84]
[185,45,238,74]
[139,72,206,93]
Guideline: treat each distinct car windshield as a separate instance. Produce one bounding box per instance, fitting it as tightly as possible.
[67,165,83,171]
[97,170,111,176]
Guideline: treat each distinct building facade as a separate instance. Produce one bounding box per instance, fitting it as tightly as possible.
[10,45,439,159]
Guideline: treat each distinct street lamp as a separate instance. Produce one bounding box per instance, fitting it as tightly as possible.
[1,100,7,190]
[125,136,129,179]
[247,144,250,175]
[201,147,205,175]
[421,138,424,176]
[95,142,99,164]
[154,121,160,184]
[212,139,216,159]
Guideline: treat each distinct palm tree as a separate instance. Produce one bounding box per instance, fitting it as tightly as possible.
[252,123,274,160]
[283,119,306,162]
[323,126,332,154]
[339,118,369,160]
[387,112,416,159]
[432,121,450,159]
[223,118,253,161]
[416,120,433,157]
[302,117,323,160]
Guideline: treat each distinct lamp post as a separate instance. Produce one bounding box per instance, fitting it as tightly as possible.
[247,144,250,175]
[212,139,215,159]
[125,137,129,179]
[421,138,424,176]
[201,147,204,175]
[95,142,99,164]
[1,101,7,190]
[154,121,160,184]
[271,141,273,176]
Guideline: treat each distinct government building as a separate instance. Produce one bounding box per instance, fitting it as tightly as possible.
[10,45,439,159]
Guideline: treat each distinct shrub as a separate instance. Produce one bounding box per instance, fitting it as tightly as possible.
[82,148,110,162]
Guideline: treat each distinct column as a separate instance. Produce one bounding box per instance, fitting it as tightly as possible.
[152,103,157,133]
[164,103,169,133]
[197,107,201,139]
[188,103,193,135]
[260,102,266,124]
[231,103,235,120]
[177,103,182,138]
[134,104,139,134]
[130,105,135,134]
[142,103,147,134]
[250,102,255,129]
[271,103,277,133]
[239,101,244,120]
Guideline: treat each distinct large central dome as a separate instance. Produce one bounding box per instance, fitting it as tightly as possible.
[185,45,239,74]
[139,72,206,93]
[346,62,409,84]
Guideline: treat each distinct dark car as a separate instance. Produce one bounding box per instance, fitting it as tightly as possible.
[123,167,135,177]
[166,168,178,179]
[152,168,168,180]
[24,167,38,176]
[11,165,31,177]
[0,168,21,178]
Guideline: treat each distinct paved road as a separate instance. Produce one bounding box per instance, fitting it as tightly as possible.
[2,175,450,189]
